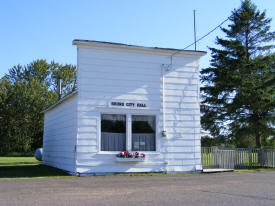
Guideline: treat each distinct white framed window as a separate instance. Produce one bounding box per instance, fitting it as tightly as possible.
[100,113,156,152]
[101,114,126,151]
[132,115,156,151]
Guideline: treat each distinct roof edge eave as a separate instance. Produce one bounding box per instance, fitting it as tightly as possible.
[41,90,78,114]
[72,39,206,57]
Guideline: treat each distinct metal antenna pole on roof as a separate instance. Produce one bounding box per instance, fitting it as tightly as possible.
[193,10,197,51]
[58,79,62,100]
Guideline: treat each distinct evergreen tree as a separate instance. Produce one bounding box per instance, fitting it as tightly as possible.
[201,0,275,148]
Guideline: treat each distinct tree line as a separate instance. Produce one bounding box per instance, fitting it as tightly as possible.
[0,60,76,153]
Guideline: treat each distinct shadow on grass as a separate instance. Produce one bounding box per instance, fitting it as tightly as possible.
[0,164,71,178]
[0,152,34,157]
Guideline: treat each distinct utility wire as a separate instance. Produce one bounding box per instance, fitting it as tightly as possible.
[169,16,230,61]
[168,8,241,65]
[183,17,230,50]
[183,7,244,51]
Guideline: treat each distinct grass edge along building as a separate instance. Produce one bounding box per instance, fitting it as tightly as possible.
[42,40,206,176]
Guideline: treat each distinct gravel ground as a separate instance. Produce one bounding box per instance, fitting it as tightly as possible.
[0,171,275,206]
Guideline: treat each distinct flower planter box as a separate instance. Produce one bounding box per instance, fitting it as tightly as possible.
[116,157,145,163]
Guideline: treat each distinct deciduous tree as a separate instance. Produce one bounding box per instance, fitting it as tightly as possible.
[0,59,76,152]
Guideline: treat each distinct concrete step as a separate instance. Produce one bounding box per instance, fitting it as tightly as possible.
[203,168,234,173]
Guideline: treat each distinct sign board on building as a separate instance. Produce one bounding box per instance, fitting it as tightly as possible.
[109,101,148,109]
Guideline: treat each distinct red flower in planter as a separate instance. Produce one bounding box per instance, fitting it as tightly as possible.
[125,151,129,157]
[116,150,146,158]
[134,152,139,158]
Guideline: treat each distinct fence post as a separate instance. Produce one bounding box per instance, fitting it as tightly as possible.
[213,147,217,168]
[248,149,251,168]
[260,149,263,167]
[234,150,235,169]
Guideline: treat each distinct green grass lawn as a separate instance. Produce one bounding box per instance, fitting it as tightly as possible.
[1,156,275,179]
[0,157,72,179]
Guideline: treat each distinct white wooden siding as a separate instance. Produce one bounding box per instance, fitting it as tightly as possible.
[75,44,203,174]
[43,95,77,173]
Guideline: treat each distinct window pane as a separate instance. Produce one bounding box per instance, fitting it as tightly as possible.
[132,115,156,151]
[101,114,126,151]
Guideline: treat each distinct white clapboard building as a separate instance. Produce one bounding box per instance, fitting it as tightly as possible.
[42,40,206,175]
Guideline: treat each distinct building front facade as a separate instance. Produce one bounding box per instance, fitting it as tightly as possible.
[42,40,206,175]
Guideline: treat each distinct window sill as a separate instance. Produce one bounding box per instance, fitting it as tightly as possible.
[98,151,160,155]
[116,157,145,163]
[131,151,160,155]
[98,151,119,155]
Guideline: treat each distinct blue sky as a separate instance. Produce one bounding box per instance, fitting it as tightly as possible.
[0,0,274,78]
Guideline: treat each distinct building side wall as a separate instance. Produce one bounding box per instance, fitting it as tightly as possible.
[76,45,202,174]
[43,95,77,173]
[162,63,202,172]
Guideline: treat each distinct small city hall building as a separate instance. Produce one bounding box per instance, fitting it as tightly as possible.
[42,39,206,175]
